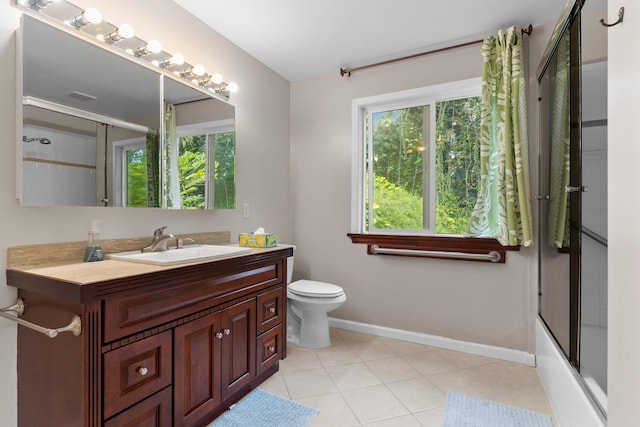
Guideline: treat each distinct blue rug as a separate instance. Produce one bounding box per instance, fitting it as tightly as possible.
[443,391,554,427]
[208,388,318,427]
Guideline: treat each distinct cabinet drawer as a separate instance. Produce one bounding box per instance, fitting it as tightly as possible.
[104,261,283,342]
[103,331,172,419]
[256,325,283,376]
[104,387,172,427]
[256,288,284,335]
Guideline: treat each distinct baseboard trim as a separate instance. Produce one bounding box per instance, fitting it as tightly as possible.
[328,317,536,366]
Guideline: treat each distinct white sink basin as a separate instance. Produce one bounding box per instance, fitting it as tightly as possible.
[106,244,252,266]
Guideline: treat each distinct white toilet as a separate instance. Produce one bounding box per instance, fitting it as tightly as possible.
[284,246,346,348]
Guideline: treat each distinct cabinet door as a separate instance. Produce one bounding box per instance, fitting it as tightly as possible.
[174,312,223,427]
[221,299,256,398]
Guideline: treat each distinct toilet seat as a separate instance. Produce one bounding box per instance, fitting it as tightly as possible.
[289,280,344,298]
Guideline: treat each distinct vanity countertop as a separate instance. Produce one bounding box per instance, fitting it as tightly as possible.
[8,246,285,285]
[7,245,292,303]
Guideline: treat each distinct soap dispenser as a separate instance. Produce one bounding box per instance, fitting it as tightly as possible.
[83,221,103,262]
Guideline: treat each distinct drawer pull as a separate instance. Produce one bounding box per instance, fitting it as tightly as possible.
[224,328,231,336]
[269,307,276,314]
[137,367,148,376]
[215,332,223,339]
[268,346,275,353]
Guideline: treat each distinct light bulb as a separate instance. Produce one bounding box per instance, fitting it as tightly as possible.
[170,53,185,66]
[134,39,162,57]
[117,24,135,39]
[105,24,135,44]
[227,82,239,93]
[158,53,185,68]
[146,39,162,54]
[83,8,102,24]
[192,64,205,76]
[67,7,102,28]
[211,73,223,84]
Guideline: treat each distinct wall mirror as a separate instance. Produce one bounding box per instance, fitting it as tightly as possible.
[19,14,235,209]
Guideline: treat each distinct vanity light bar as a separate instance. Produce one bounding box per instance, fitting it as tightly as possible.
[15,0,239,99]
[26,0,61,11]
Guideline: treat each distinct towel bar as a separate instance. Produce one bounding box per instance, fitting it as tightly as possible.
[370,244,501,263]
[0,298,81,338]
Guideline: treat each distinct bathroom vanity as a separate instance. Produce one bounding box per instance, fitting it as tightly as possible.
[6,244,291,427]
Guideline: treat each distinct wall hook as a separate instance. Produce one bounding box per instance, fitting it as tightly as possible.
[601,7,624,27]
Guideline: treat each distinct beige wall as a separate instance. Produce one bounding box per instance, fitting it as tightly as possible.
[0,1,290,424]
[290,40,542,353]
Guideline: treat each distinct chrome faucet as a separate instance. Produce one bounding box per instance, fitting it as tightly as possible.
[141,226,175,252]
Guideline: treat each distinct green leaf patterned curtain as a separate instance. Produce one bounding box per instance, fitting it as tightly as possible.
[165,103,181,209]
[145,128,160,207]
[547,34,571,248]
[465,26,533,247]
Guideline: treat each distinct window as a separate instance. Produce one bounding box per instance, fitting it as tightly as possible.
[112,137,149,208]
[352,78,482,236]
[112,120,235,209]
[176,120,236,209]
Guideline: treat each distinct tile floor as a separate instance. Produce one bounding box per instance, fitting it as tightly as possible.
[260,328,555,426]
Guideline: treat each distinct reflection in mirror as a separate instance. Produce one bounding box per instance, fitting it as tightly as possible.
[163,77,236,209]
[21,15,161,207]
[22,105,98,206]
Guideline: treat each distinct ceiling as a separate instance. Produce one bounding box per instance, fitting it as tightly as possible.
[174,0,570,82]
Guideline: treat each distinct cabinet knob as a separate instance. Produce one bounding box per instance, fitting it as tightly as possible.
[224,328,231,336]
[215,332,223,339]
[269,307,276,314]
[137,367,148,376]
[268,346,275,353]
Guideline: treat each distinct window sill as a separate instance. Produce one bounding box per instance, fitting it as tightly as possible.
[347,233,519,263]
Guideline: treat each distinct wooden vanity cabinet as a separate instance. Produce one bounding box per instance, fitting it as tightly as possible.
[8,247,292,427]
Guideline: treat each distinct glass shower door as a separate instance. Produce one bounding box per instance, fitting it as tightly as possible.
[578,59,608,412]
[539,26,575,362]
[538,0,608,415]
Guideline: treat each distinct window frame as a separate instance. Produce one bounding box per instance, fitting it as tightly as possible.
[112,136,146,207]
[350,78,519,262]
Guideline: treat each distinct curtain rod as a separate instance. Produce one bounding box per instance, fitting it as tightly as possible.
[340,24,533,77]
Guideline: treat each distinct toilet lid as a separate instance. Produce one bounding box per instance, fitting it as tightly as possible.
[289,280,344,298]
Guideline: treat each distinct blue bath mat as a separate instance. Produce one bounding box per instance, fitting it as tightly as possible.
[208,388,318,427]
[443,391,554,427]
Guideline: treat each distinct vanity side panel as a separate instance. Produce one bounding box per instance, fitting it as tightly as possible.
[17,290,98,427]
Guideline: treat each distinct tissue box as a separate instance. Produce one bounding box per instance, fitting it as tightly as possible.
[239,233,278,248]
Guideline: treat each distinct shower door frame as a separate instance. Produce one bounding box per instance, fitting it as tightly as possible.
[537,0,584,369]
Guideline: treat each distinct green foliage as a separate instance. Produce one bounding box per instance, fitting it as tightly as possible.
[434,97,481,234]
[213,132,236,209]
[126,148,148,207]
[178,149,206,209]
[372,106,424,197]
[370,176,423,229]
